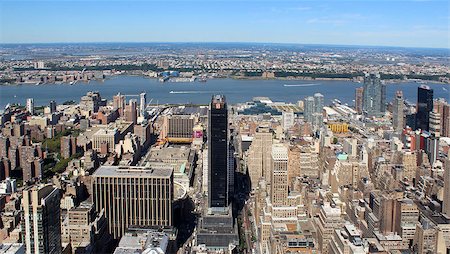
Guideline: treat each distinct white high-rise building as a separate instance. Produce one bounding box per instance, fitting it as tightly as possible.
[139,92,147,117]
[26,98,34,115]
[247,126,273,189]
[271,144,289,206]
[282,111,294,131]
[34,61,45,69]
[314,93,324,114]
[393,90,404,132]
[304,96,315,122]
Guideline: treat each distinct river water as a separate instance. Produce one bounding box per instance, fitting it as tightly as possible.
[0,76,448,108]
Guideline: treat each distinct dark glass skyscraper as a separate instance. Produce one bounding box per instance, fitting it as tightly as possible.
[416,85,433,131]
[208,95,229,208]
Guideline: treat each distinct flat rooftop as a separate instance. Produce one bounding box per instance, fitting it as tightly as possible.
[148,146,192,160]
[92,166,172,178]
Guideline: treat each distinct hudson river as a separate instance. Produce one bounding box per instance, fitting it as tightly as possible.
[0,76,449,108]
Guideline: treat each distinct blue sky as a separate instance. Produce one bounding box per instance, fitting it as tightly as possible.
[0,0,448,48]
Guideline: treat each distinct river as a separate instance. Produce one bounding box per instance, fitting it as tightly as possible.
[0,76,448,108]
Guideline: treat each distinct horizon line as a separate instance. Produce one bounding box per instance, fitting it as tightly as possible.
[1,41,449,50]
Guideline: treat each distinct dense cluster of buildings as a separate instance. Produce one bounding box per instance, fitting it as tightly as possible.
[233,73,450,253]
[1,44,449,85]
[0,87,203,253]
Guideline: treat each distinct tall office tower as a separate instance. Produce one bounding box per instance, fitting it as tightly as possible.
[355,87,364,114]
[394,199,419,247]
[208,95,229,209]
[49,100,57,113]
[416,85,433,131]
[298,145,319,178]
[414,219,439,254]
[139,92,147,117]
[393,91,405,132]
[166,115,195,143]
[429,111,441,136]
[433,99,450,137]
[426,135,439,166]
[363,73,386,117]
[303,96,315,122]
[113,93,126,116]
[400,150,417,182]
[282,111,294,130]
[314,93,324,113]
[271,144,289,206]
[315,203,344,254]
[312,93,324,128]
[379,195,397,235]
[91,165,173,239]
[247,126,273,189]
[26,98,34,115]
[444,159,450,217]
[378,192,403,235]
[125,99,138,124]
[22,185,62,254]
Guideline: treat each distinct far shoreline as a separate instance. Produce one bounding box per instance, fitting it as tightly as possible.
[1,74,449,87]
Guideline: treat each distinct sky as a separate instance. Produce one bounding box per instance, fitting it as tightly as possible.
[0,0,449,48]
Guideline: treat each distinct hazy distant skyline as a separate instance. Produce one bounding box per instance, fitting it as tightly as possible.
[0,0,449,49]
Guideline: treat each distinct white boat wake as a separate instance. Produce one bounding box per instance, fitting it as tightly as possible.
[169,91,215,94]
[283,84,320,87]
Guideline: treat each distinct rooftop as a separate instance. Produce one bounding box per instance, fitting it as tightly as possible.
[114,230,169,254]
[92,166,172,178]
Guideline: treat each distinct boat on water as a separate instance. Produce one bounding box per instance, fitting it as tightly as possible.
[35,82,40,86]
[333,99,342,104]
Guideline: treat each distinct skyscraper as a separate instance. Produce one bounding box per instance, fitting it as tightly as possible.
[443,159,450,217]
[282,111,294,130]
[433,99,450,137]
[271,144,289,206]
[303,94,324,129]
[26,98,34,115]
[113,93,126,116]
[139,92,147,117]
[314,93,324,114]
[22,185,62,254]
[304,96,315,123]
[49,100,57,113]
[91,165,173,239]
[363,73,386,117]
[416,85,433,131]
[393,90,404,132]
[429,111,441,137]
[247,126,273,189]
[355,87,364,114]
[208,95,229,209]
[125,99,138,124]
